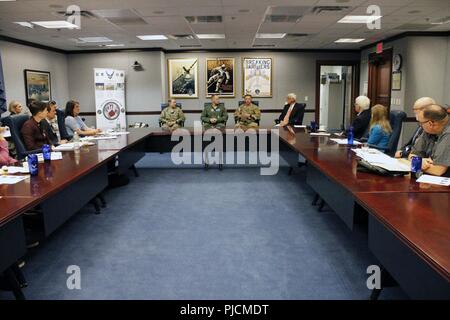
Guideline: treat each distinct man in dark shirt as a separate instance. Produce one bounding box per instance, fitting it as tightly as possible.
[21,101,52,151]
[351,95,371,139]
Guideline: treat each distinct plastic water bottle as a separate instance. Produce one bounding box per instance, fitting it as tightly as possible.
[347,126,354,145]
[42,144,51,162]
[73,132,80,150]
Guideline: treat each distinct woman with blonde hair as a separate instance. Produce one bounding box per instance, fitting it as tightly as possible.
[367,104,392,150]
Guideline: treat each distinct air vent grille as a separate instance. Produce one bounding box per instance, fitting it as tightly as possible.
[185,16,222,23]
[169,34,195,40]
[311,6,350,15]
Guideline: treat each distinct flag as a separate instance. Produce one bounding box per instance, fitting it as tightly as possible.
[0,52,6,114]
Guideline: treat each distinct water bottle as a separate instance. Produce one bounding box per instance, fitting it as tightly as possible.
[73,132,80,150]
[27,154,39,176]
[42,144,51,162]
[347,126,354,145]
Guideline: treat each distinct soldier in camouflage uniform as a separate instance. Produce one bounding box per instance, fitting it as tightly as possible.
[160,99,185,130]
[234,94,261,130]
[201,94,228,129]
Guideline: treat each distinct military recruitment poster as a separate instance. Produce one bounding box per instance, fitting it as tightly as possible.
[94,68,126,130]
[168,58,198,98]
[242,58,272,98]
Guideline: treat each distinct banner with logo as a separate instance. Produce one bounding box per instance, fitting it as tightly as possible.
[94,68,126,130]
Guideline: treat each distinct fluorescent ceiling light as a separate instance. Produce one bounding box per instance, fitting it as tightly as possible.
[31,20,79,29]
[78,37,113,43]
[196,34,225,39]
[137,35,168,40]
[334,38,365,43]
[14,22,33,28]
[338,15,382,24]
[104,44,125,47]
[255,33,286,39]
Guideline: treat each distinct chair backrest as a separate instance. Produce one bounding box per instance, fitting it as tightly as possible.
[161,103,182,110]
[238,101,259,106]
[386,110,406,155]
[56,109,71,140]
[204,102,225,108]
[2,114,31,160]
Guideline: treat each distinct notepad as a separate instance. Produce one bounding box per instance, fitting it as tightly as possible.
[416,174,450,186]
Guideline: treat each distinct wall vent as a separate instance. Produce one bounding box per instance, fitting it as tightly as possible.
[185,16,222,23]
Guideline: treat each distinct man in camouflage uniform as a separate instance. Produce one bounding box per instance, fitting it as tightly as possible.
[234,94,261,130]
[201,94,228,129]
[160,99,185,130]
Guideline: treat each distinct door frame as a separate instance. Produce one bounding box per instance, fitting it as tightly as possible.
[367,48,393,111]
[315,60,360,125]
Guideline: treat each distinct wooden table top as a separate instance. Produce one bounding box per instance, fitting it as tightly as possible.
[356,192,450,282]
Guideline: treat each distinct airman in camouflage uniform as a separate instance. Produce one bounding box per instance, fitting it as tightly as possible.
[234,94,261,130]
[160,99,185,130]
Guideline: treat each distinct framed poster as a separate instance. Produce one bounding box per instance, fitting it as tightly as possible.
[242,57,272,98]
[206,57,235,97]
[24,69,51,102]
[392,71,402,91]
[167,58,198,98]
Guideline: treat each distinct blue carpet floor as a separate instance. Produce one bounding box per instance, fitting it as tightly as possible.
[1,158,407,299]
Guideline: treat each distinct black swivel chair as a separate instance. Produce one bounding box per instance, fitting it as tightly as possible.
[159,103,184,127]
[2,114,40,160]
[56,109,72,140]
[235,101,260,125]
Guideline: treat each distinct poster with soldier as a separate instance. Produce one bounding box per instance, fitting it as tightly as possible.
[242,57,272,98]
[168,58,198,98]
[206,58,235,97]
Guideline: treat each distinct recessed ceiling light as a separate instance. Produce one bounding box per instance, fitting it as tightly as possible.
[31,20,79,29]
[14,22,34,28]
[338,15,382,24]
[78,37,113,43]
[255,33,286,39]
[137,35,168,40]
[196,34,225,39]
[334,38,365,43]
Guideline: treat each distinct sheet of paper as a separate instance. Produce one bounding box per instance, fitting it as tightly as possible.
[310,132,330,136]
[330,138,362,145]
[35,152,63,161]
[3,127,11,138]
[3,166,29,174]
[106,131,130,135]
[0,175,28,185]
[53,142,92,151]
[416,174,450,186]
[294,125,306,128]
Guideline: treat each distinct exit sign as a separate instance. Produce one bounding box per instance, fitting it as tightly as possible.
[376,42,383,53]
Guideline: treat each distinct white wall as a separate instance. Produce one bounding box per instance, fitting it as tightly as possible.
[0,40,69,113]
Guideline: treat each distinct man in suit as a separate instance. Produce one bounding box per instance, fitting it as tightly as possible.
[395,97,435,158]
[42,101,68,146]
[351,95,371,139]
[276,93,305,127]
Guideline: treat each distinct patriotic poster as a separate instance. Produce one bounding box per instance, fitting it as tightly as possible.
[94,68,126,130]
[242,58,272,98]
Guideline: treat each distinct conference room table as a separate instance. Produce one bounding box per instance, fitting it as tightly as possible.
[0,126,448,299]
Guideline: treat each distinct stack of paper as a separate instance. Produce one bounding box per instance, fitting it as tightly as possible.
[81,135,117,141]
[53,142,92,151]
[310,132,330,137]
[35,152,63,161]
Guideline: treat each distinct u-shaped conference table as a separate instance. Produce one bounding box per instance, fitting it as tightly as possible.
[0,126,449,299]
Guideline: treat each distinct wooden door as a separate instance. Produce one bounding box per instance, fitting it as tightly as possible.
[368,48,392,110]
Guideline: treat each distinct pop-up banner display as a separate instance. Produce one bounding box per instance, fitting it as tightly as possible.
[94,68,126,130]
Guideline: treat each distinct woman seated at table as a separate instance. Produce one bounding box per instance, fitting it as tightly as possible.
[8,100,24,115]
[64,100,101,136]
[0,127,17,165]
[367,104,392,150]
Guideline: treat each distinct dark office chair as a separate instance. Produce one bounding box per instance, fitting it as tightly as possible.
[159,103,184,127]
[235,101,260,125]
[56,109,71,140]
[203,102,224,109]
[2,115,40,160]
